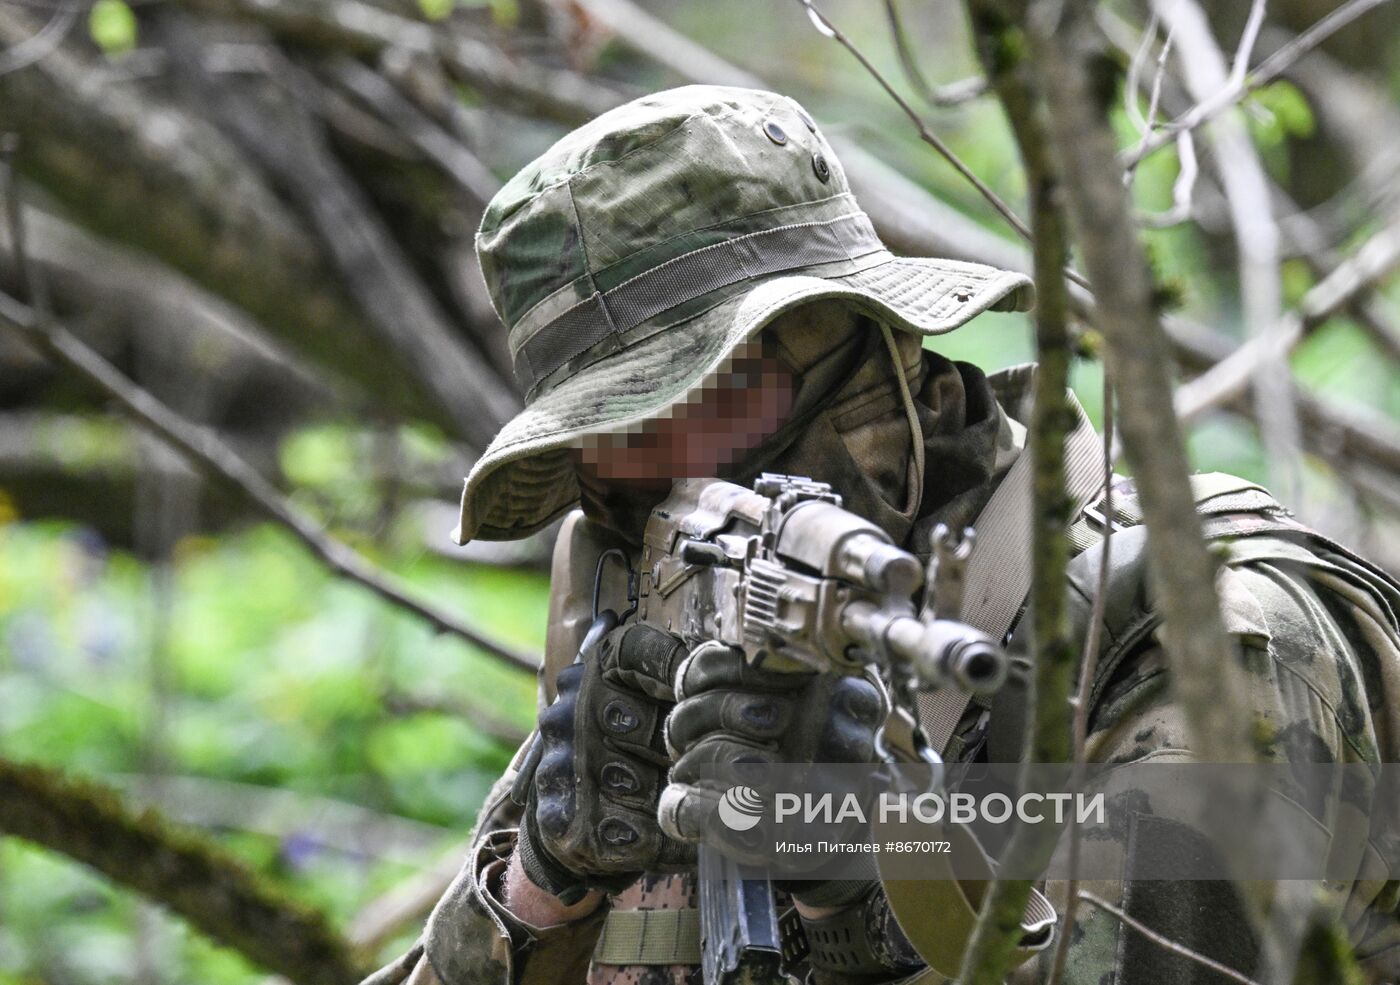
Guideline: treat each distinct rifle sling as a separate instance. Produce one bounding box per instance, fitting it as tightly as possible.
[915,390,1106,755]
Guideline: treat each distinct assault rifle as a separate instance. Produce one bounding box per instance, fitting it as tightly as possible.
[635,473,1009,985]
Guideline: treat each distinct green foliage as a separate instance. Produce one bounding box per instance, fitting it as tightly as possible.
[88,0,137,55]
[0,514,539,982]
[417,0,454,20]
[418,0,518,25]
[1248,80,1317,147]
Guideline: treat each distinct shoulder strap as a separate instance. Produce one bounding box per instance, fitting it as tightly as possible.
[916,391,1106,754]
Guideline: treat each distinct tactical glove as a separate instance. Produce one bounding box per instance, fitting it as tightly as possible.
[657,640,889,868]
[516,621,694,902]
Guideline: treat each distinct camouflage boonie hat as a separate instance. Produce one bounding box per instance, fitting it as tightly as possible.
[454,85,1034,543]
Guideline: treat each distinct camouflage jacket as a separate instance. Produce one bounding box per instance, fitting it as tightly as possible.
[398,366,1400,985]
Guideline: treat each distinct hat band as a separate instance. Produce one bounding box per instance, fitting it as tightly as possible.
[512,210,885,397]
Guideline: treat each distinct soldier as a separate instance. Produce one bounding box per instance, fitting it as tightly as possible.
[373,86,1400,985]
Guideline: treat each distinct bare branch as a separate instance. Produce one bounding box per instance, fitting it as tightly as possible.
[1176,225,1400,423]
[113,774,452,866]
[1136,132,1198,228]
[1274,184,1400,365]
[0,7,463,430]
[1123,13,1166,140]
[1230,0,1268,86]
[956,2,1079,979]
[1039,0,1255,765]
[0,198,341,408]
[0,0,78,77]
[800,0,1032,242]
[329,59,501,204]
[180,0,630,124]
[0,166,535,670]
[1156,0,1301,503]
[1124,0,1397,167]
[1045,375,1115,985]
[163,27,519,449]
[572,0,763,89]
[0,290,537,672]
[0,757,371,985]
[884,0,989,107]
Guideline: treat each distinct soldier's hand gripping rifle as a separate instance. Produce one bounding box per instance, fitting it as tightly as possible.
[635,473,1009,985]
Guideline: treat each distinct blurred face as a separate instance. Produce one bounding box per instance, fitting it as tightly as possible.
[573,342,796,490]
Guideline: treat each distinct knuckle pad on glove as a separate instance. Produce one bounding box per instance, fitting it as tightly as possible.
[596,694,645,737]
[553,663,585,695]
[596,757,661,806]
[676,642,747,698]
[671,736,775,784]
[668,692,790,753]
[536,699,574,743]
[534,798,573,840]
[535,746,576,793]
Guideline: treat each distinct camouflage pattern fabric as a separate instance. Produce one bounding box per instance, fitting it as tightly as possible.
[991,497,1400,984]
[402,361,1400,985]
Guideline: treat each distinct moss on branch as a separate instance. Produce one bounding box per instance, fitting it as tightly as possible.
[0,758,370,985]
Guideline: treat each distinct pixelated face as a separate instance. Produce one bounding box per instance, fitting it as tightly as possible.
[574,341,796,489]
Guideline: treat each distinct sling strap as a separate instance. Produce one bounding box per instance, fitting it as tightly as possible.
[915,390,1107,754]
[882,390,1103,981]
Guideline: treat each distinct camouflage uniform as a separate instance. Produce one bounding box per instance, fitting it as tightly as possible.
[377,86,1399,985]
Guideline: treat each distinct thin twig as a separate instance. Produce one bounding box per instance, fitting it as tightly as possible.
[1121,15,1197,227]
[1042,0,1256,763]
[1124,0,1397,167]
[955,2,1078,980]
[0,156,535,674]
[1230,0,1268,86]
[1045,375,1114,985]
[0,0,78,77]
[1157,0,1302,505]
[1123,13,1163,138]
[1077,892,1267,985]
[800,0,1032,242]
[1137,132,1198,228]
[1124,18,1176,184]
[884,0,989,107]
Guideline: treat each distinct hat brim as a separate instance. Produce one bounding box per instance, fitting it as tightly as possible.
[453,255,1033,544]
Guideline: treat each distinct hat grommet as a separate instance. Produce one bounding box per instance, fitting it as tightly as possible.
[763,120,788,145]
[812,153,831,183]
